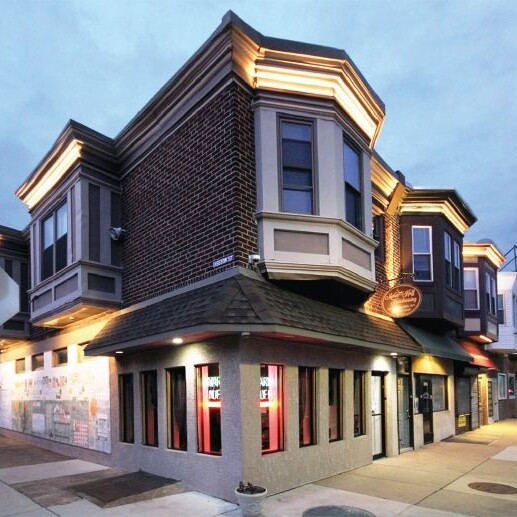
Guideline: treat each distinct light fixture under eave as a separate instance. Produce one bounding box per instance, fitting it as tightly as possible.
[390,352,398,356]
[115,350,124,355]
[172,337,183,345]
[479,335,493,344]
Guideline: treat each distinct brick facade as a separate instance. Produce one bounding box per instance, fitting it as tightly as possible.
[365,212,402,315]
[122,80,257,306]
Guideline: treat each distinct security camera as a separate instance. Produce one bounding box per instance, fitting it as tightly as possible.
[248,254,261,264]
[108,227,126,241]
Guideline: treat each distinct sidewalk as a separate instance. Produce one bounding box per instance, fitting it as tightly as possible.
[1,420,516,516]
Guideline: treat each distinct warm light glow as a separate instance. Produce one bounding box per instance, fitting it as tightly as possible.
[463,243,505,268]
[479,335,493,344]
[115,350,124,355]
[254,65,378,143]
[390,352,398,357]
[172,337,183,345]
[18,140,83,209]
[204,400,221,408]
[399,200,471,234]
[260,400,277,409]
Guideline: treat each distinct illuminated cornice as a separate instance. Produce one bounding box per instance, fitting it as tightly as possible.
[400,189,477,234]
[463,242,506,268]
[17,140,83,210]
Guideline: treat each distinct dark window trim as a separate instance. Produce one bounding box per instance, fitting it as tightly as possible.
[299,366,317,447]
[328,368,343,442]
[166,366,188,451]
[353,370,366,437]
[119,373,135,444]
[140,370,158,447]
[278,116,318,215]
[40,200,68,281]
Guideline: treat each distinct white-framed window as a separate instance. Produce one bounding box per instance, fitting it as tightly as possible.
[498,373,507,400]
[41,201,68,281]
[508,374,515,400]
[280,119,315,215]
[453,241,461,290]
[344,139,363,230]
[444,232,452,287]
[486,273,496,315]
[497,294,505,324]
[412,226,433,281]
[464,268,479,310]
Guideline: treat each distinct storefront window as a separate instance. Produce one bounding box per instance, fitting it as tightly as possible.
[415,374,447,412]
[141,370,158,446]
[354,371,365,436]
[119,373,134,443]
[260,364,284,453]
[328,369,342,441]
[498,373,508,400]
[508,374,515,400]
[299,366,316,446]
[196,364,221,455]
[167,367,187,451]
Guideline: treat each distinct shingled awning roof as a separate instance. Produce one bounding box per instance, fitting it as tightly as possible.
[86,271,421,356]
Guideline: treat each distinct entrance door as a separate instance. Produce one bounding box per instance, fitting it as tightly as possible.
[488,379,499,423]
[371,372,385,459]
[397,375,413,451]
[419,378,433,444]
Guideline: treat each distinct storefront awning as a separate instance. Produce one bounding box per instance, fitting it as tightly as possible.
[86,270,421,356]
[398,321,473,362]
[456,340,496,369]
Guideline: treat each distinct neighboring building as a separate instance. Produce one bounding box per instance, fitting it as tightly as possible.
[490,270,517,419]
[456,241,505,431]
[0,11,511,501]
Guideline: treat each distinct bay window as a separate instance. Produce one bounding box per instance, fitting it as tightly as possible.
[196,364,221,455]
[261,364,284,453]
[280,120,314,214]
[41,202,68,281]
[344,140,363,230]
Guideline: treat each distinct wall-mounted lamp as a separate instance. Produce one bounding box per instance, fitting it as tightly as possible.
[109,227,126,241]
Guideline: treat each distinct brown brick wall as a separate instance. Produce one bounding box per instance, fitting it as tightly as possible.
[121,80,257,306]
[365,212,402,315]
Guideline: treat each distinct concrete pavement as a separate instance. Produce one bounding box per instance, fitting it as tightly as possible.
[1,420,516,516]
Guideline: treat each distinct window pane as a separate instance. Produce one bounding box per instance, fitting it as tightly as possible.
[283,190,313,214]
[413,227,430,253]
[354,371,365,436]
[15,358,26,374]
[196,364,221,455]
[432,376,446,411]
[414,255,431,280]
[284,168,313,187]
[261,364,284,453]
[282,141,312,169]
[299,366,316,446]
[42,215,54,249]
[465,290,479,310]
[167,367,187,451]
[497,295,505,324]
[53,348,67,366]
[329,369,342,441]
[282,122,311,141]
[56,203,67,238]
[32,353,44,371]
[345,187,362,229]
[119,374,134,443]
[464,269,477,289]
[444,233,451,260]
[141,370,158,447]
[343,142,361,191]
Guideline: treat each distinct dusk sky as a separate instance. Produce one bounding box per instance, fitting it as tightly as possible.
[1,0,516,257]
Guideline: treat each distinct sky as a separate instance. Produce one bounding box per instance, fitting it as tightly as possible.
[1,0,516,257]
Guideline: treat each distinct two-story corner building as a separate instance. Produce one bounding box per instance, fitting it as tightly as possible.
[455,241,505,432]
[392,188,478,446]
[491,269,517,419]
[0,12,429,500]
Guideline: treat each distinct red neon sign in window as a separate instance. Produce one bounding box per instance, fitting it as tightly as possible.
[261,364,283,453]
[196,364,221,455]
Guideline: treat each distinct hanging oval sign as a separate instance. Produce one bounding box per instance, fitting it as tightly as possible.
[381,284,422,318]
